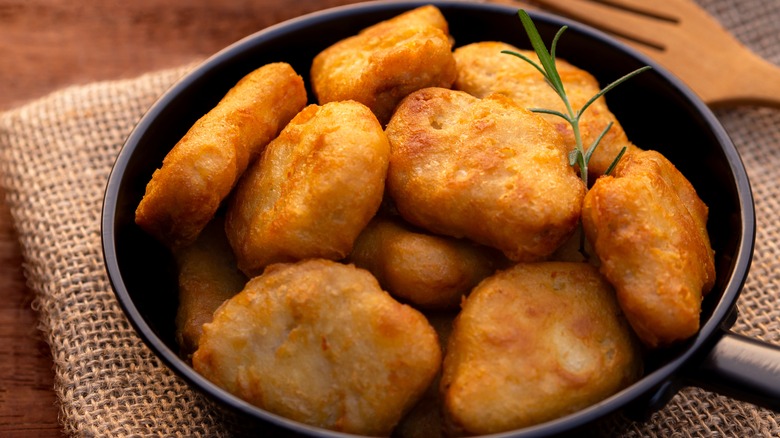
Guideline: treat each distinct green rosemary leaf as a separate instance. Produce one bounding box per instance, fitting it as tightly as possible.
[604,146,628,176]
[529,107,570,120]
[578,66,653,118]
[517,10,565,95]
[549,26,568,67]
[584,121,614,164]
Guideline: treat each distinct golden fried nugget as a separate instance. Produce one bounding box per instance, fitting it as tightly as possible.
[192,259,441,436]
[310,5,457,124]
[441,262,642,435]
[453,41,641,178]
[225,100,390,276]
[173,215,247,358]
[582,150,716,348]
[348,215,508,309]
[385,87,585,262]
[135,63,307,248]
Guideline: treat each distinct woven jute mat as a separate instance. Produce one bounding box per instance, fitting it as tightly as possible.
[1,0,778,436]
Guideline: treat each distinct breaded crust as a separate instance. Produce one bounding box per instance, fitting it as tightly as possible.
[192,259,441,436]
[453,41,641,178]
[348,215,508,309]
[225,100,390,276]
[135,63,307,248]
[385,87,585,262]
[310,5,457,124]
[582,150,716,347]
[441,262,642,435]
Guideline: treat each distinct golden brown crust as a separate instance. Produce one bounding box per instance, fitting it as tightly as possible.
[192,259,441,436]
[135,63,307,248]
[385,87,585,262]
[225,100,390,276]
[173,215,247,359]
[348,215,508,309]
[440,262,642,435]
[310,5,457,124]
[453,41,641,178]
[582,150,716,347]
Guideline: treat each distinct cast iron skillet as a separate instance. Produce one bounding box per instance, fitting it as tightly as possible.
[102,1,780,436]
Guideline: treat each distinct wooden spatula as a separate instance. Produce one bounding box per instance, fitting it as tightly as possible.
[491,0,780,108]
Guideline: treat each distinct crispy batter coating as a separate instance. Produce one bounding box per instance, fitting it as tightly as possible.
[582,150,716,347]
[453,41,641,178]
[135,63,307,248]
[192,259,441,436]
[310,5,457,124]
[225,100,390,276]
[348,215,508,309]
[173,215,247,359]
[441,262,642,435]
[385,87,585,262]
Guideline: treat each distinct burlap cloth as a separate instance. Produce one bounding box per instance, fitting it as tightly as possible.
[0,0,778,436]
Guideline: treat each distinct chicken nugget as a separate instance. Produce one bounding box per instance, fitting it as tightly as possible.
[441,262,642,435]
[582,150,716,347]
[135,63,307,248]
[172,215,247,359]
[385,87,585,262]
[225,100,390,276]
[453,41,641,178]
[192,259,441,436]
[310,5,457,124]
[348,215,508,309]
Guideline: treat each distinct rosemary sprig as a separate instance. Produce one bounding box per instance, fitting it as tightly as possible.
[502,9,652,188]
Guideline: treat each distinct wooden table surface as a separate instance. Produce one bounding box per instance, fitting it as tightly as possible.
[0,1,374,435]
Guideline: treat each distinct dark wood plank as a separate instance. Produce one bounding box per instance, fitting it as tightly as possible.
[0,0,363,110]
[0,186,61,437]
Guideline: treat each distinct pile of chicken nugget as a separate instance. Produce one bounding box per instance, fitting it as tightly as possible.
[134,5,716,437]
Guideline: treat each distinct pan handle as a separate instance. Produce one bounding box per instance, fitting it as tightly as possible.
[684,329,780,410]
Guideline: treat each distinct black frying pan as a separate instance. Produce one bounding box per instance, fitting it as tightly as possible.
[101,1,780,436]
